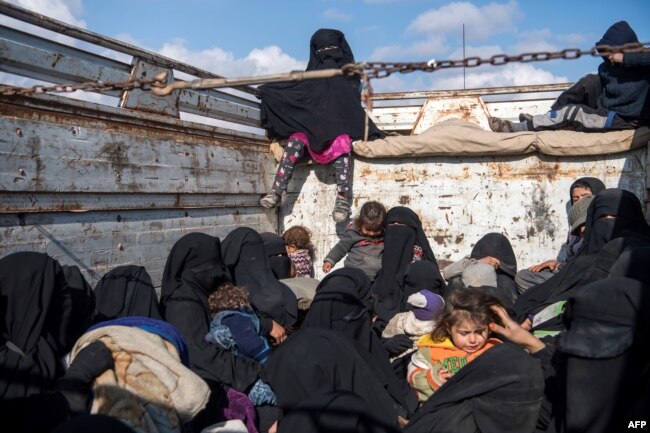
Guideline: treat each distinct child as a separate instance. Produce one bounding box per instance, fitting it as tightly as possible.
[258,29,385,222]
[282,225,315,278]
[205,282,273,364]
[382,289,445,361]
[322,200,386,281]
[407,288,503,402]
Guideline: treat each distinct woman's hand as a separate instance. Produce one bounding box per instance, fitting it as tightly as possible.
[477,256,500,269]
[269,320,287,345]
[489,305,545,353]
[528,260,560,273]
[322,261,332,273]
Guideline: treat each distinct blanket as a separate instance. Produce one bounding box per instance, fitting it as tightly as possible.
[352,119,650,158]
[71,326,211,433]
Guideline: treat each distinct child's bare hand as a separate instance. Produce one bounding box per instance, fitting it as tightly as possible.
[477,256,500,269]
[438,368,453,383]
[269,320,287,346]
[322,261,332,273]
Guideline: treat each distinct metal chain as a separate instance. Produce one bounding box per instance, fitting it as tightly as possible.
[1,42,647,96]
[352,42,650,80]
[0,76,166,97]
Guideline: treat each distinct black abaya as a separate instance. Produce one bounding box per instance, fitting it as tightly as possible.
[260,232,293,280]
[94,265,161,320]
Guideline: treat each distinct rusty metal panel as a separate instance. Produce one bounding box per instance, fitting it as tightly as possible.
[278,147,647,279]
[413,96,491,133]
[120,58,180,117]
[0,207,276,286]
[178,88,261,127]
[486,99,557,122]
[369,106,421,131]
[0,104,267,196]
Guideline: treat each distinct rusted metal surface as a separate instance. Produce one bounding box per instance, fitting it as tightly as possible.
[120,58,180,117]
[279,146,647,279]
[0,207,276,286]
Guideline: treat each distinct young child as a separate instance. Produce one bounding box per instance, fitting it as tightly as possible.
[282,225,315,278]
[205,282,273,364]
[382,289,445,361]
[407,288,503,402]
[322,200,386,281]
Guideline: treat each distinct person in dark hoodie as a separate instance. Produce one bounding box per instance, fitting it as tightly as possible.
[490,20,649,132]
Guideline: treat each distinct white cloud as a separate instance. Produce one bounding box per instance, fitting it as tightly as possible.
[408,0,522,41]
[323,8,352,22]
[426,62,568,90]
[0,0,86,46]
[157,39,305,79]
[370,35,448,60]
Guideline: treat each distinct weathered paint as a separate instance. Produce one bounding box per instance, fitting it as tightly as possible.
[279,147,647,278]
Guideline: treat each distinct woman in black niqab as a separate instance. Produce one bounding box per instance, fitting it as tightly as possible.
[372,207,439,325]
[578,188,650,256]
[260,232,292,280]
[158,232,261,395]
[221,227,298,329]
[94,265,161,320]
[261,328,400,431]
[469,232,518,304]
[302,268,418,418]
[0,252,95,399]
[259,29,385,222]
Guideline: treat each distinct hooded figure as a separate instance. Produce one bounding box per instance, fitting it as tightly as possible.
[260,232,293,280]
[0,252,95,399]
[158,232,261,403]
[221,227,298,329]
[94,265,162,321]
[372,207,439,325]
[302,268,418,418]
[596,21,649,122]
[578,188,650,256]
[469,233,518,303]
[259,28,383,152]
[262,329,401,430]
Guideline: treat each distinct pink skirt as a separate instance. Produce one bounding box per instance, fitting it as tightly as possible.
[290,132,351,164]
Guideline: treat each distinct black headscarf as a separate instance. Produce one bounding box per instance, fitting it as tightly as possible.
[513,236,650,324]
[609,246,650,284]
[556,277,650,433]
[0,252,95,399]
[372,207,439,324]
[277,390,400,433]
[260,232,293,280]
[261,328,400,429]
[404,343,544,433]
[402,260,447,301]
[469,232,518,305]
[579,188,650,256]
[158,232,260,394]
[221,227,298,328]
[302,268,418,417]
[94,265,161,321]
[259,28,384,152]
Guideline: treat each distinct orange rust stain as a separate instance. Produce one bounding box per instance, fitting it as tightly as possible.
[399,195,410,205]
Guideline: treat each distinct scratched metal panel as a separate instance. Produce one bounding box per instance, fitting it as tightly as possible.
[278,147,647,279]
[369,106,421,131]
[0,207,276,287]
[486,99,557,122]
[0,109,266,195]
[413,97,491,133]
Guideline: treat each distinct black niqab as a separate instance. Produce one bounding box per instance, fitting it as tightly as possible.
[0,252,94,399]
[221,227,298,328]
[402,260,447,300]
[158,232,260,394]
[94,265,161,320]
[261,328,400,429]
[404,343,544,433]
[557,277,650,433]
[259,28,384,152]
[260,232,293,280]
[579,188,650,256]
[302,269,418,417]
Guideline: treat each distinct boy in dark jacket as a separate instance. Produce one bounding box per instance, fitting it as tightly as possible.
[490,21,649,132]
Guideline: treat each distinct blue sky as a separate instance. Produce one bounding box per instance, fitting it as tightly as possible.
[2,0,649,93]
